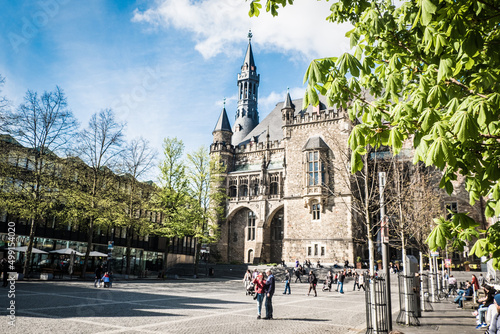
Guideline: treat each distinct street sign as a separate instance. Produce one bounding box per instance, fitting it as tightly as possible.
[381,216,389,244]
[445,259,451,268]
[431,251,439,257]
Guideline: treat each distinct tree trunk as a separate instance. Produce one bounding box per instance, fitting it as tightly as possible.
[125,227,132,277]
[193,237,201,277]
[162,238,170,279]
[81,217,94,279]
[22,217,37,277]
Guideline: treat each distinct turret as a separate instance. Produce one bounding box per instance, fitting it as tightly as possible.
[212,101,232,145]
[281,89,295,125]
[232,30,260,146]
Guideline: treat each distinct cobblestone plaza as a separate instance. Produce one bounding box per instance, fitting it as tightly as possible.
[1,278,369,334]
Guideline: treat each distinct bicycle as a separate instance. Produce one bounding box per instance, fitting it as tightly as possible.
[437,284,458,301]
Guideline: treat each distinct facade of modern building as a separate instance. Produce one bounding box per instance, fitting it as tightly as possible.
[0,134,195,275]
[209,37,485,266]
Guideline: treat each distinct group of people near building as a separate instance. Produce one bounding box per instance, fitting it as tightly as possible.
[94,265,112,288]
[243,265,371,320]
[243,269,275,320]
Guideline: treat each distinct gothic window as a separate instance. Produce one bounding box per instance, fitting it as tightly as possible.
[269,173,279,196]
[307,151,324,186]
[250,175,259,196]
[239,177,248,197]
[247,211,256,241]
[445,202,458,220]
[229,178,237,198]
[312,203,321,220]
[271,211,283,241]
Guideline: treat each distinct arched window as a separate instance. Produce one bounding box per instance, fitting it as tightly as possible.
[247,211,256,241]
[229,186,237,198]
[248,249,254,263]
[271,210,283,241]
[240,184,248,197]
[312,202,321,220]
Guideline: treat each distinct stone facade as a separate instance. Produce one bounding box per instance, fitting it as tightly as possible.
[209,38,482,265]
[210,38,362,265]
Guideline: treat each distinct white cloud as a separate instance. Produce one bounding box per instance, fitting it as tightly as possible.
[132,0,352,60]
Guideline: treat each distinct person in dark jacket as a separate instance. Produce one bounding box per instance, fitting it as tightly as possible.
[264,269,275,320]
[2,258,9,287]
[337,270,345,294]
[94,265,103,288]
[307,271,318,297]
[283,270,291,295]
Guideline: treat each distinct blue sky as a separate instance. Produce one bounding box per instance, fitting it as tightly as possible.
[0,0,351,179]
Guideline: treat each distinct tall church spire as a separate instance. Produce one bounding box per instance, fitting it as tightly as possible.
[232,30,260,146]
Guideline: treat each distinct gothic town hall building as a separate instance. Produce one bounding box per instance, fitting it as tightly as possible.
[210,38,362,265]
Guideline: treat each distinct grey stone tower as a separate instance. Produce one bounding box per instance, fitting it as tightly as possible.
[232,31,260,146]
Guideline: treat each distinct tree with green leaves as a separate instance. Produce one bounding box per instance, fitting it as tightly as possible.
[75,109,125,278]
[3,86,78,276]
[154,137,191,275]
[250,0,500,267]
[186,147,224,277]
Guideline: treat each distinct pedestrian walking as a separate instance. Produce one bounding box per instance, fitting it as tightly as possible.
[327,270,333,291]
[307,270,318,297]
[252,273,266,319]
[283,270,291,294]
[338,270,345,294]
[94,265,103,288]
[358,272,366,291]
[243,269,252,294]
[2,258,9,287]
[353,272,361,291]
[264,269,275,320]
[294,266,302,283]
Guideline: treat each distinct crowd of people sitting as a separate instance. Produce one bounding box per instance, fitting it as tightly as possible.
[450,273,500,331]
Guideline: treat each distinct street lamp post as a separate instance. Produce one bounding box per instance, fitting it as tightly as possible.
[379,172,392,331]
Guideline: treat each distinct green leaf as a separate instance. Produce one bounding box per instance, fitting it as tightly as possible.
[420,0,437,26]
[450,109,479,142]
[425,137,456,169]
[470,238,488,257]
[388,127,404,155]
[351,150,363,174]
[249,0,262,17]
[426,217,451,251]
[348,125,367,151]
[452,212,479,229]
[437,57,453,82]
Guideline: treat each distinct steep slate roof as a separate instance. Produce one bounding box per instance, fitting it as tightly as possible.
[237,95,328,146]
[212,106,232,134]
[303,136,330,151]
[243,42,256,69]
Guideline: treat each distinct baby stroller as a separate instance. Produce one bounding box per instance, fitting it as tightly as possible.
[322,280,331,292]
[246,282,255,296]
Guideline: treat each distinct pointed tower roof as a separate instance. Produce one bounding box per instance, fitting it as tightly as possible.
[213,103,232,134]
[242,30,256,70]
[283,88,294,109]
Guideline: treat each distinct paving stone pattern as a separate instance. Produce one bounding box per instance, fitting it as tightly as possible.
[1,278,369,334]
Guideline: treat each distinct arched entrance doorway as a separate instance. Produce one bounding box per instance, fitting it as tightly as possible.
[269,208,284,263]
[227,207,257,263]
